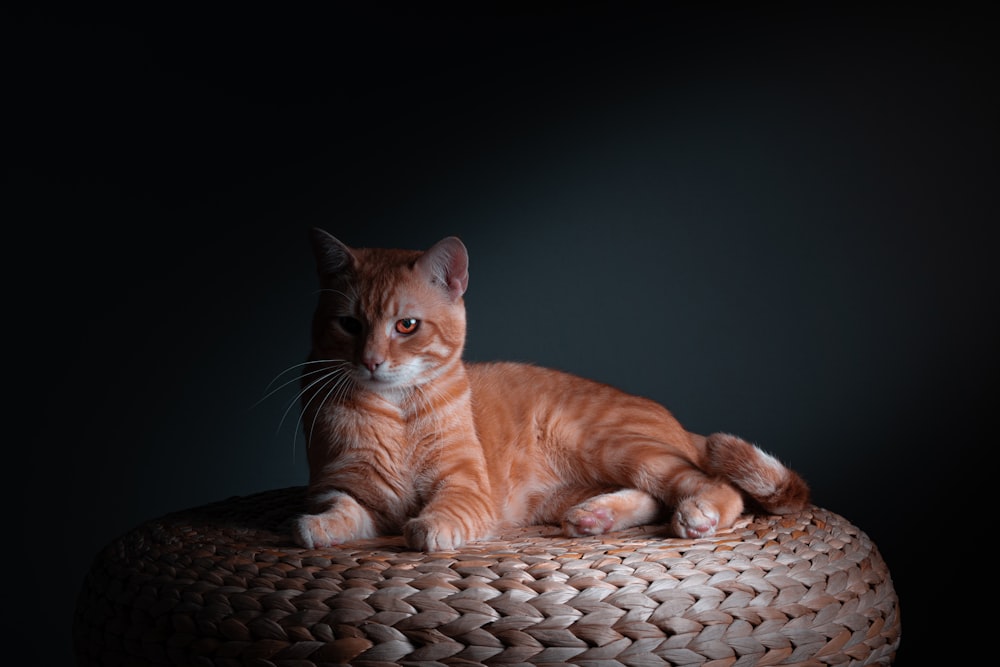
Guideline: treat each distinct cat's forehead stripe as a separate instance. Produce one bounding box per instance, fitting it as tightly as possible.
[346,252,423,318]
[356,273,421,323]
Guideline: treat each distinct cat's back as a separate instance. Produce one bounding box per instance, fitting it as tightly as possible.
[466,361,607,406]
[466,360,671,412]
[465,361,690,451]
[465,361,604,464]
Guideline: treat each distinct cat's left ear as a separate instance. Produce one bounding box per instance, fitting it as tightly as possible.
[310,228,354,277]
[416,236,469,301]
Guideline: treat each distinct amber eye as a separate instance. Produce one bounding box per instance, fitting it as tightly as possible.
[395,318,419,334]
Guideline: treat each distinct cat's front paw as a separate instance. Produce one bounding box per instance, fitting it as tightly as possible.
[292,493,378,548]
[404,514,482,552]
[294,514,339,548]
[672,499,720,539]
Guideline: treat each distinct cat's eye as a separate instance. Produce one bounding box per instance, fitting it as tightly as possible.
[338,316,362,335]
[395,318,419,334]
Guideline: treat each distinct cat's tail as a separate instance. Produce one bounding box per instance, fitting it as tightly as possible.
[699,432,811,514]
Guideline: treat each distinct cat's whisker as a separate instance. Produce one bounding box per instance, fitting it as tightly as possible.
[330,369,355,407]
[278,364,347,437]
[290,368,349,462]
[254,365,352,414]
[303,371,353,455]
[258,358,350,399]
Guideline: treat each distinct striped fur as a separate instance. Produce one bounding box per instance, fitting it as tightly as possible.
[292,230,810,551]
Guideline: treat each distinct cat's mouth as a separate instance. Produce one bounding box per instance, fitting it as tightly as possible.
[351,361,427,394]
[356,367,403,390]
[358,368,386,383]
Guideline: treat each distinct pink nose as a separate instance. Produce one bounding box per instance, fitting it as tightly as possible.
[365,359,384,373]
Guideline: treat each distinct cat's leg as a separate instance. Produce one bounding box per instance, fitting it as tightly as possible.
[292,490,378,548]
[402,427,499,551]
[562,488,661,537]
[590,441,746,539]
[404,488,497,551]
[404,463,498,551]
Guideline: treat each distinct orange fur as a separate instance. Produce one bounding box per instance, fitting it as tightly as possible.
[292,230,810,551]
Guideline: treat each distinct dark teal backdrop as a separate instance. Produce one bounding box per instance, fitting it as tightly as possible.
[11,7,996,665]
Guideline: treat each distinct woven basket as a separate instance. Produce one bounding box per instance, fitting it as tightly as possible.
[74,486,900,666]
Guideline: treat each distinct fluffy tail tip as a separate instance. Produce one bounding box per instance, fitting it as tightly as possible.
[705,432,811,514]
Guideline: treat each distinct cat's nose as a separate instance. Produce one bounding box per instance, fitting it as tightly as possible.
[364,359,384,373]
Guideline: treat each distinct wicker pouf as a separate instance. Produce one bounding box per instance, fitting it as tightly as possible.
[74,486,900,666]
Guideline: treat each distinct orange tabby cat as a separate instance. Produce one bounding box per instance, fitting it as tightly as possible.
[292,229,810,551]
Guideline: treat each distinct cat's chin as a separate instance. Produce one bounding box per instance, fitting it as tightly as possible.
[356,377,412,396]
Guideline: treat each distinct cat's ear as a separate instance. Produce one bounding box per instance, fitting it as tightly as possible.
[416,236,469,300]
[310,228,354,276]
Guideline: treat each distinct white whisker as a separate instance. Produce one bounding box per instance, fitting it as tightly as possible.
[303,370,353,456]
[329,368,355,407]
[290,369,346,463]
[263,358,353,462]
[254,359,350,409]
[277,366,342,433]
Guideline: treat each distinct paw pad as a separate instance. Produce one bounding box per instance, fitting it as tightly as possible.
[564,505,615,536]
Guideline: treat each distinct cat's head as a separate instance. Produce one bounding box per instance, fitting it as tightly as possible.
[308,229,469,394]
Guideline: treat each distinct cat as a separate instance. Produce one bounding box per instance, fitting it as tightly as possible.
[291,229,810,551]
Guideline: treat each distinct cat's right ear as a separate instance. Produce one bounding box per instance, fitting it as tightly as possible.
[310,228,354,276]
[416,236,469,301]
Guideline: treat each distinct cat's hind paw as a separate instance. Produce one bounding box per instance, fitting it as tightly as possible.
[671,499,720,539]
[563,505,616,536]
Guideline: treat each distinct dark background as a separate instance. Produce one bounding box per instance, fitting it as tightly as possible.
[9,6,997,665]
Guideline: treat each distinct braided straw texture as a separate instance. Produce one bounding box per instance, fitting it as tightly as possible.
[74,487,900,667]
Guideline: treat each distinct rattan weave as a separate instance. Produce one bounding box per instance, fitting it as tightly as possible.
[74,486,900,666]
